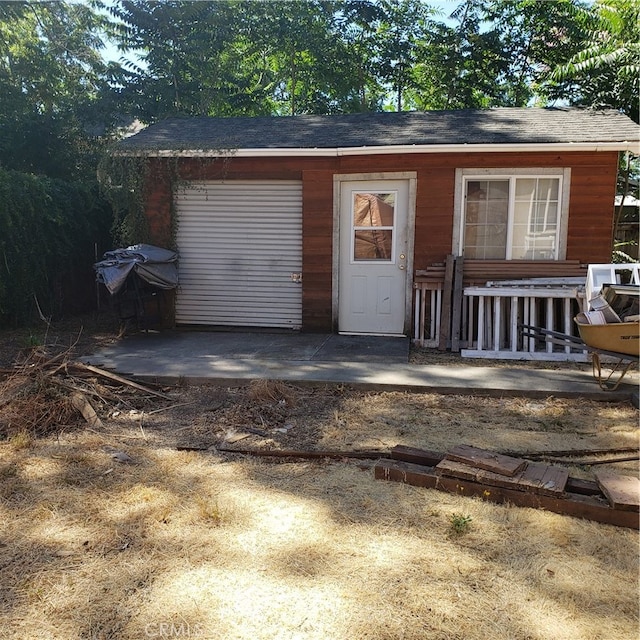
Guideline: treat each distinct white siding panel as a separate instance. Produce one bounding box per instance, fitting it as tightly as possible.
[174,181,303,328]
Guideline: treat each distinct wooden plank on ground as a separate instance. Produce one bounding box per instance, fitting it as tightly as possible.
[390,445,603,495]
[374,459,639,530]
[70,362,172,399]
[438,254,455,351]
[594,471,640,512]
[390,445,444,467]
[217,447,386,460]
[436,458,568,496]
[445,444,526,477]
[450,256,465,352]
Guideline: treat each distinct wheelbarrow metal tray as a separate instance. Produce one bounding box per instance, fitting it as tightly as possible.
[575,319,640,357]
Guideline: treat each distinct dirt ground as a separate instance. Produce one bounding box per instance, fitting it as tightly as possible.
[0,316,638,640]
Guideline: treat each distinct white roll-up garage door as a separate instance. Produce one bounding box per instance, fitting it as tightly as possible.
[174,180,303,328]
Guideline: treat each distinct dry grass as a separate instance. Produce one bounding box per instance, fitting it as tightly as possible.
[0,382,638,640]
[248,379,298,407]
[0,372,77,438]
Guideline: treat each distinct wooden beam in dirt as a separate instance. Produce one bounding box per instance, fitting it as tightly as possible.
[205,446,387,460]
[500,446,639,459]
[438,254,455,351]
[595,471,640,512]
[445,444,527,477]
[374,459,639,530]
[551,455,639,466]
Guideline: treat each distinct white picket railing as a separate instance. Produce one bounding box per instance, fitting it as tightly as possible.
[414,280,589,361]
[413,281,443,348]
[460,285,587,360]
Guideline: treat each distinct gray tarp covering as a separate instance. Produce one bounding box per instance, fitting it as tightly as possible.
[95,244,178,295]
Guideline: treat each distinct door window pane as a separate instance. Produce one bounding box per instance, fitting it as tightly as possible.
[353,192,394,261]
[354,230,393,260]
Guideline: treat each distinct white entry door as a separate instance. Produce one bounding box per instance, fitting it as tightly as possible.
[338,180,409,335]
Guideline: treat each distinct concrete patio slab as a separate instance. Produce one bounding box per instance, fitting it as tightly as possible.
[82,330,638,401]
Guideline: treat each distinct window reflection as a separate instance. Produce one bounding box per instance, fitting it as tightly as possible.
[354,230,393,260]
[353,192,394,260]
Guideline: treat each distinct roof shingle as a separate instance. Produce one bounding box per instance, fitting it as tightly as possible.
[118,108,640,152]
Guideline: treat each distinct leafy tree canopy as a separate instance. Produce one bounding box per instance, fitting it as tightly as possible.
[1,0,638,170]
[0,1,121,180]
[98,0,638,121]
[545,0,639,122]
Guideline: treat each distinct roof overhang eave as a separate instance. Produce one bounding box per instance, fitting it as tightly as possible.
[117,140,640,157]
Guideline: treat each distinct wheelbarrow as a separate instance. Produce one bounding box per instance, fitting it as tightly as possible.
[520,322,639,391]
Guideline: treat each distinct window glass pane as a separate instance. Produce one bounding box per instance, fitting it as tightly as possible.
[537,178,559,200]
[353,192,395,227]
[464,180,508,259]
[488,181,509,201]
[354,230,392,260]
[512,178,559,259]
[515,178,536,200]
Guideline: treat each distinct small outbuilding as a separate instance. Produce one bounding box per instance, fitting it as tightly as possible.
[118,107,639,355]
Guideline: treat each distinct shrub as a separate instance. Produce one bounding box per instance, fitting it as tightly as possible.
[0,168,112,326]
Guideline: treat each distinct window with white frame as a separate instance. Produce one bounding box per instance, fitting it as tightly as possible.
[455,169,569,260]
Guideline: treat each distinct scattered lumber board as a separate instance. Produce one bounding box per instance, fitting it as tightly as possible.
[176,439,639,528]
[375,459,639,530]
[595,471,640,512]
[70,391,104,429]
[382,444,639,528]
[70,362,171,399]
[390,445,444,467]
[389,445,628,496]
[436,458,568,497]
[415,259,587,287]
[445,444,527,477]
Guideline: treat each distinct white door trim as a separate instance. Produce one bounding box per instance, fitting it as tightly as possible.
[332,172,417,333]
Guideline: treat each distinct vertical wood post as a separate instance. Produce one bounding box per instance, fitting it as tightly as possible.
[450,256,465,352]
[438,255,455,350]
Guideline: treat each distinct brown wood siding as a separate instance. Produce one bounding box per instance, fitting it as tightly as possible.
[145,159,173,248]
[302,170,334,331]
[415,168,456,267]
[142,150,619,330]
[565,153,618,262]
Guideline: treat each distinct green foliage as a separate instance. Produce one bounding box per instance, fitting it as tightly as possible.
[0,1,114,180]
[449,512,473,535]
[546,0,640,120]
[97,153,152,246]
[102,0,638,118]
[0,169,112,326]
